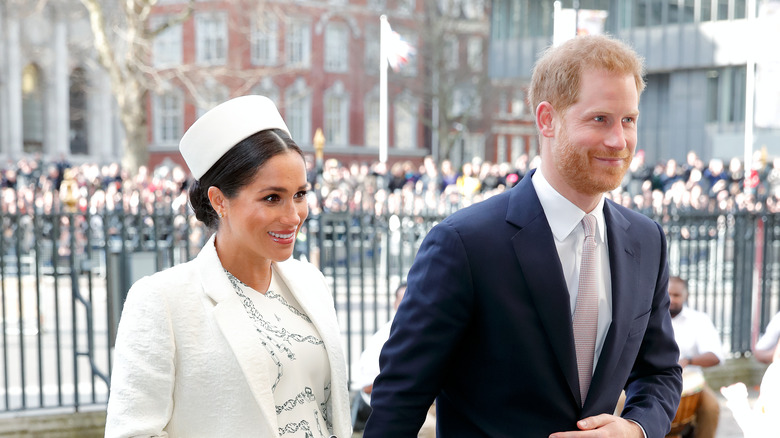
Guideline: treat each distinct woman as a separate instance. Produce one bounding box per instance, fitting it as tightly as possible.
[105,95,351,437]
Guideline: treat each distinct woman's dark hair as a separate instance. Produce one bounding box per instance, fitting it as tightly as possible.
[188,128,304,228]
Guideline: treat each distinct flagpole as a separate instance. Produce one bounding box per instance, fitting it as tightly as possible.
[379,15,389,164]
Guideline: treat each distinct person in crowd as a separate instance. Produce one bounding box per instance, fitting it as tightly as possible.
[363,34,681,437]
[703,158,727,198]
[351,282,436,437]
[438,159,458,192]
[753,310,780,364]
[668,276,724,438]
[455,161,481,199]
[104,95,351,437]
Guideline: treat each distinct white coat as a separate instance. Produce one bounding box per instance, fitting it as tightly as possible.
[105,235,351,437]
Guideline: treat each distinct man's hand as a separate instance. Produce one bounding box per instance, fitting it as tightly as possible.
[549,414,643,437]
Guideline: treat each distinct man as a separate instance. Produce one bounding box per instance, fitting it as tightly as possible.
[668,276,724,438]
[363,34,681,437]
[753,311,780,364]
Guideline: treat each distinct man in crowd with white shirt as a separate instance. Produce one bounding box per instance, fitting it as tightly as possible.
[669,276,725,438]
[753,311,780,364]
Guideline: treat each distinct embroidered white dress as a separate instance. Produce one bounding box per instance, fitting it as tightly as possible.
[227,267,333,437]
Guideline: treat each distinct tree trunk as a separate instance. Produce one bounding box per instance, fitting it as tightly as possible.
[117,83,149,175]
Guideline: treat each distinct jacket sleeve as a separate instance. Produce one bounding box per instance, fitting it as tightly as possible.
[104,275,175,438]
[621,221,683,437]
[364,221,474,436]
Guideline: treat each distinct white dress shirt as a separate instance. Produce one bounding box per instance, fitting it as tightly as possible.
[756,311,780,351]
[532,169,613,373]
[671,306,725,372]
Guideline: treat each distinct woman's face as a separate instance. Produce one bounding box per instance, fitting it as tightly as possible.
[218,150,308,265]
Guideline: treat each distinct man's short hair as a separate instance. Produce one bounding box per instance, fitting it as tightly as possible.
[528,34,646,116]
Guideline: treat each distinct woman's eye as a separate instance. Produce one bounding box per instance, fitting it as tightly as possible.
[263,194,280,202]
[294,190,308,199]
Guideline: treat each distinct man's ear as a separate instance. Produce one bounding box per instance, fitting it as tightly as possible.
[207,186,226,216]
[536,101,556,138]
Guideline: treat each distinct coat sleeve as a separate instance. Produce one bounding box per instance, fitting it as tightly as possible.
[621,221,683,437]
[364,221,474,436]
[104,275,176,438]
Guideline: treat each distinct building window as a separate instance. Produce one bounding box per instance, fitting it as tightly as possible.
[286,19,311,67]
[511,136,522,162]
[497,93,508,116]
[402,30,418,76]
[706,66,746,125]
[444,35,459,70]
[463,0,485,19]
[152,16,182,67]
[153,88,183,146]
[717,0,729,20]
[252,78,280,105]
[495,0,553,38]
[196,82,229,118]
[285,79,311,146]
[450,84,480,118]
[394,94,417,150]
[22,64,44,154]
[324,82,349,146]
[700,0,713,21]
[397,0,415,14]
[511,91,525,116]
[467,36,482,71]
[365,94,380,148]
[438,0,460,17]
[367,0,386,10]
[251,15,278,66]
[324,22,349,73]
[734,0,746,19]
[196,13,228,65]
[683,0,695,23]
[496,135,507,163]
[69,68,89,155]
[364,24,380,75]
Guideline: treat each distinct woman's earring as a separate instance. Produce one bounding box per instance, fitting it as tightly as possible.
[219,211,224,218]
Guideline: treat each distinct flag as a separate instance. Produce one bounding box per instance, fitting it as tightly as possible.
[382,19,416,72]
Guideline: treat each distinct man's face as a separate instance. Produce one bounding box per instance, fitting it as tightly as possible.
[668,281,687,318]
[546,69,639,198]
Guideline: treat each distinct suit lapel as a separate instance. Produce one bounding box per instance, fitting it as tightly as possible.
[507,172,581,406]
[588,201,640,408]
[196,236,279,436]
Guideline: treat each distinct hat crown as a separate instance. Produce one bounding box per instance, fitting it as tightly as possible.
[179,95,291,180]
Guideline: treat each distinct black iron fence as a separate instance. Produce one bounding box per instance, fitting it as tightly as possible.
[0,208,778,415]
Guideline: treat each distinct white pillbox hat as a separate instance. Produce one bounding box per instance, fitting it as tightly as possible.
[179,95,291,180]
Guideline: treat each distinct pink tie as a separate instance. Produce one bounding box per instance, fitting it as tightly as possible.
[573,213,598,405]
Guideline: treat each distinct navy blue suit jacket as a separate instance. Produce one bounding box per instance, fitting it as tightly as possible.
[364,170,682,437]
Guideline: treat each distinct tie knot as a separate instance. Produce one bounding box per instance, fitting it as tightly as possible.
[582,214,596,238]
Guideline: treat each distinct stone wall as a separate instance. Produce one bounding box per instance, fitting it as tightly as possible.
[0,411,105,438]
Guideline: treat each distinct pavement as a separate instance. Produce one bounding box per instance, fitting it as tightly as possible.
[714,386,759,438]
[351,388,759,438]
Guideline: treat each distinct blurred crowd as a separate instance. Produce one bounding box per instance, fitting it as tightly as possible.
[3,149,780,221]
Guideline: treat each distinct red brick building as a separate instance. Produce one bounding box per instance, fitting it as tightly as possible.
[145,0,532,170]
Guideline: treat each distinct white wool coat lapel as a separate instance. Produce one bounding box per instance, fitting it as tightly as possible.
[196,241,280,434]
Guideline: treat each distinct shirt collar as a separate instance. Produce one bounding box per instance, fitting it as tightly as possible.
[673,306,691,321]
[532,168,606,244]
